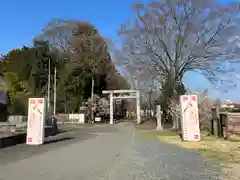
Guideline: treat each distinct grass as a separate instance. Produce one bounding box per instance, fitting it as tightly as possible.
[139,130,177,138]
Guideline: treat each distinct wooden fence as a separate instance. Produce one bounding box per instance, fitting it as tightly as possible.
[211,109,240,139]
[220,112,240,136]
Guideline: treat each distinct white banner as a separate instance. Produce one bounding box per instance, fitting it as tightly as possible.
[180,95,200,141]
[26,98,46,145]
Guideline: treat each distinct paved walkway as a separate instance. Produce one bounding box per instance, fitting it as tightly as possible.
[0,123,221,180]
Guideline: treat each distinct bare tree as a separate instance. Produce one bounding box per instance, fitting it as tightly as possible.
[118,0,240,100]
[197,91,215,131]
[168,89,215,130]
[39,19,75,53]
[117,0,240,128]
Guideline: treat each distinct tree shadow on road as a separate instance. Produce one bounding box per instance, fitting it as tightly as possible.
[44,137,75,145]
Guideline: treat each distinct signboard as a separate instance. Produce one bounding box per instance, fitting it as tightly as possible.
[95,117,101,122]
[69,114,85,124]
[26,98,46,145]
[180,95,200,141]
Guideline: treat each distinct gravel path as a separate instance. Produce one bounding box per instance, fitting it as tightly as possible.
[0,123,222,180]
[101,132,221,180]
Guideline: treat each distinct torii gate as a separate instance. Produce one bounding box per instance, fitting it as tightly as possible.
[102,89,141,124]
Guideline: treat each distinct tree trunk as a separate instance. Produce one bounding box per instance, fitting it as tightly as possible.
[171,114,181,131]
[171,118,178,131]
[64,88,67,114]
[91,77,94,122]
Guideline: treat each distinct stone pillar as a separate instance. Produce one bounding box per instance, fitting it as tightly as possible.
[110,92,113,124]
[136,90,141,124]
[156,105,163,130]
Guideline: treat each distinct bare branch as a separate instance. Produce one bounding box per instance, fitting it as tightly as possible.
[118,0,240,92]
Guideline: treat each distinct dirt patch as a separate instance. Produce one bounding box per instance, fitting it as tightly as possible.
[141,130,240,180]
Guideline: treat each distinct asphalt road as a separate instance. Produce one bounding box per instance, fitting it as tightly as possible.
[0,124,119,166]
[0,123,222,180]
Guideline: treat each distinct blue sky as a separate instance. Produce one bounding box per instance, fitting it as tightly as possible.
[0,0,240,100]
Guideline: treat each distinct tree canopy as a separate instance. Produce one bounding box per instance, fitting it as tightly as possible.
[0,19,129,115]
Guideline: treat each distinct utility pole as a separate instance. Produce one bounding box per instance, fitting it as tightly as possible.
[53,66,57,116]
[134,76,139,90]
[149,76,155,118]
[47,58,51,120]
[149,89,152,118]
[91,77,94,123]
